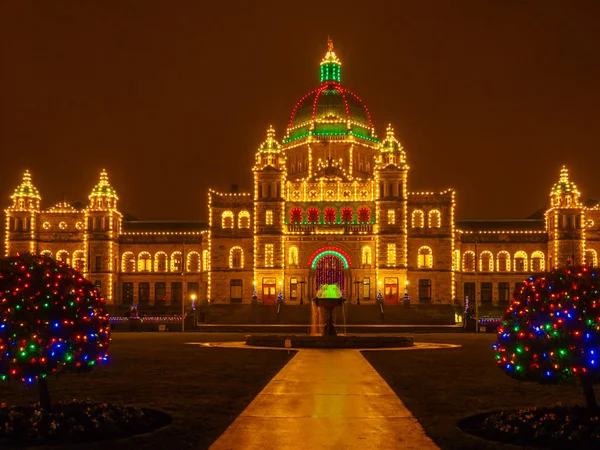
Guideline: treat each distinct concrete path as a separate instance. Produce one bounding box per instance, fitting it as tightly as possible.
[209,350,439,450]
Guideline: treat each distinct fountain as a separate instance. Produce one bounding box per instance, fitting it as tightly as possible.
[311,284,345,336]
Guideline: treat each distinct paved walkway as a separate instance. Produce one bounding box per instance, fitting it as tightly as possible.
[209,350,439,450]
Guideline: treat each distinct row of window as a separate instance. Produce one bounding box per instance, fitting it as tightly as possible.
[40,250,86,270]
[289,207,372,224]
[411,209,441,228]
[122,281,199,306]
[121,251,208,273]
[464,282,523,304]
[457,250,546,272]
[221,210,250,229]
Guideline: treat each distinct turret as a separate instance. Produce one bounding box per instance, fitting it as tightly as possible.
[85,169,121,304]
[546,166,584,267]
[5,170,41,255]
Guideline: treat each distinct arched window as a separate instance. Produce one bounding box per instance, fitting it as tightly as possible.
[358,207,370,224]
[341,207,353,224]
[238,211,250,229]
[138,252,151,272]
[324,207,336,224]
[170,251,183,272]
[514,251,527,272]
[202,249,210,271]
[308,208,319,224]
[428,210,441,228]
[531,251,545,271]
[222,211,234,228]
[121,252,135,272]
[73,250,85,272]
[56,250,69,264]
[480,251,493,272]
[418,246,433,268]
[40,250,52,258]
[362,246,372,265]
[412,210,424,228]
[463,251,475,272]
[154,251,168,272]
[229,246,244,269]
[187,251,200,272]
[585,249,598,268]
[497,251,510,272]
[453,249,461,271]
[288,246,299,266]
[290,208,302,224]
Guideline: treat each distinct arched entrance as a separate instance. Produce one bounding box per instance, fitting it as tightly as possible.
[308,247,351,297]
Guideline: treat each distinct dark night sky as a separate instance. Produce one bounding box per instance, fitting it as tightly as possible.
[1,1,599,223]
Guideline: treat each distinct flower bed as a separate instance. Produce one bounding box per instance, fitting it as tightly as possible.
[459,405,600,449]
[0,400,170,446]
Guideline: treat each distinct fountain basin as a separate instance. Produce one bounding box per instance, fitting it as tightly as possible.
[245,334,414,349]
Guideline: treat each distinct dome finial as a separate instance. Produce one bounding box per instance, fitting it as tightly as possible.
[327,35,334,52]
[258,125,281,153]
[320,37,341,84]
[11,169,41,202]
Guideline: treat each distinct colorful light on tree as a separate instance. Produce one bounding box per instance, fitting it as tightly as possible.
[494,266,600,410]
[0,253,110,409]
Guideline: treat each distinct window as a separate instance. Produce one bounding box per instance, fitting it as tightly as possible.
[417,246,433,269]
[230,279,242,302]
[531,251,545,271]
[170,251,183,272]
[56,250,69,264]
[265,210,273,225]
[229,246,244,269]
[202,250,210,271]
[154,282,166,305]
[73,250,85,272]
[307,208,319,224]
[497,251,510,272]
[154,252,168,272]
[341,208,353,223]
[387,244,396,267]
[361,246,372,265]
[171,282,182,307]
[418,279,432,303]
[290,208,302,224]
[121,252,135,272]
[464,282,475,303]
[463,252,475,272]
[428,210,441,228]
[324,207,336,224]
[387,209,396,225]
[481,282,493,304]
[498,282,510,304]
[290,277,298,299]
[363,277,370,299]
[138,252,151,272]
[122,282,134,306]
[480,251,493,272]
[222,211,234,228]
[40,250,52,258]
[187,251,200,272]
[95,255,102,272]
[411,209,424,228]
[139,282,150,305]
[288,246,299,265]
[514,251,527,272]
[238,211,250,229]
[358,207,370,224]
[265,244,274,267]
[585,249,598,267]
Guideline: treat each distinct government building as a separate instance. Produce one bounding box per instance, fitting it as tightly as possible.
[4,42,599,316]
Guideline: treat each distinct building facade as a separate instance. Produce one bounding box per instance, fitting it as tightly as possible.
[4,43,600,313]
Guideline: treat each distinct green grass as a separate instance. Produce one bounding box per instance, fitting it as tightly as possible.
[363,333,600,450]
[0,333,294,450]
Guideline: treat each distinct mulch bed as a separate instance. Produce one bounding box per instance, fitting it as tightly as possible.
[459,405,600,450]
[0,400,171,447]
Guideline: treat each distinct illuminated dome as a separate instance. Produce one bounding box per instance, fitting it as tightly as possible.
[550,166,580,207]
[284,38,377,144]
[89,169,118,200]
[11,170,41,201]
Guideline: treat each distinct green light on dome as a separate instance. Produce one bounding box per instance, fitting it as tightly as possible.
[320,37,341,84]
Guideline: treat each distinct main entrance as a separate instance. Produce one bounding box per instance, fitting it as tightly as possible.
[309,247,351,297]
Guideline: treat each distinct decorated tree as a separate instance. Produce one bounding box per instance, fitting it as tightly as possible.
[494,266,600,411]
[0,253,110,410]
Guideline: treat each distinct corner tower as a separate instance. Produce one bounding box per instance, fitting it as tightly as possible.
[546,166,585,267]
[5,170,41,255]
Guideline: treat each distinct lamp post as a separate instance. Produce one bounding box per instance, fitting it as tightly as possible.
[299,280,306,305]
[190,294,197,327]
[377,280,383,302]
[252,280,258,303]
[278,280,283,303]
[354,280,362,305]
[403,280,409,307]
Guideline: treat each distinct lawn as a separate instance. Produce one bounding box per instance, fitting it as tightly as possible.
[363,333,600,450]
[0,332,294,450]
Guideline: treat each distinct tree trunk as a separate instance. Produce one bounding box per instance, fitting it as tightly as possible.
[580,375,597,413]
[38,378,52,411]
